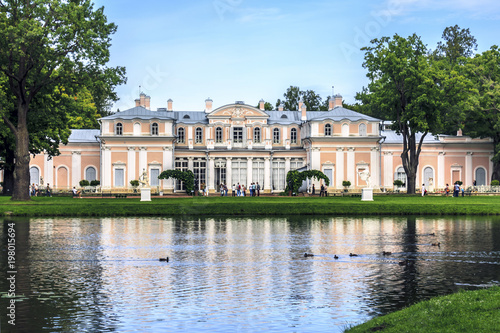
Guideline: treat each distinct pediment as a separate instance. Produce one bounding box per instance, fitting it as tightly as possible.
[208,104,269,119]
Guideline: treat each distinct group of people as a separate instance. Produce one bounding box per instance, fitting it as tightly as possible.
[442,182,469,197]
[212,182,262,197]
[29,183,51,197]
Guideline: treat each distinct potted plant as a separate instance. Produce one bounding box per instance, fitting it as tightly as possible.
[342,180,351,192]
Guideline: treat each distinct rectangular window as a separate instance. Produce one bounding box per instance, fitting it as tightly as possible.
[233,127,243,143]
[290,159,303,170]
[150,168,160,187]
[324,169,333,187]
[193,159,206,188]
[231,159,247,186]
[273,129,280,144]
[175,158,188,191]
[115,169,124,187]
[252,159,265,190]
[272,159,285,191]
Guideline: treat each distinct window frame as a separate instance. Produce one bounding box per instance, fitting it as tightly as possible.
[325,123,332,136]
[273,128,280,144]
[215,127,223,143]
[177,127,185,143]
[253,127,261,143]
[290,128,297,144]
[151,122,159,136]
[115,123,123,135]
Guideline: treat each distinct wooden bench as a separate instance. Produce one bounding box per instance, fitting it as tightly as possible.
[114,193,127,198]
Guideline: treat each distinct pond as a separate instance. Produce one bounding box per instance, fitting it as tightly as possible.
[1,216,499,332]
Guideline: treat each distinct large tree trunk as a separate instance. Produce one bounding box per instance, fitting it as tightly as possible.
[492,137,500,182]
[12,105,31,201]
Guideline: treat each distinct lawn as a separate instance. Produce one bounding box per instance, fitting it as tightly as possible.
[1,195,500,217]
[345,287,500,333]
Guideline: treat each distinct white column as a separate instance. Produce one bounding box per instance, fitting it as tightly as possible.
[383,152,393,188]
[103,147,112,188]
[285,157,291,176]
[466,152,473,187]
[71,151,81,187]
[139,147,147,176]
[208,157,215,191]
[438,152,445,188]
[128,147,136,184]
[45,152,54,186]
[163,147,174,191]
[247,157,253,185]
[370,147,379,188]
[347,147,355,185]
[264,156,271,192]
[226,157,232,187]
[336,147,344,188]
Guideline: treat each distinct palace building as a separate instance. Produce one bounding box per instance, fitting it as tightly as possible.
[24,93,494,194]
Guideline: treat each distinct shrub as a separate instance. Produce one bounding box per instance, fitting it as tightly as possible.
[79,180,90,187]
[454,180,463,185]
[90,180,100,186]
[393,179,404,187]
[342,180,351,188]
[492,180,500,186]
[130,180,139,187]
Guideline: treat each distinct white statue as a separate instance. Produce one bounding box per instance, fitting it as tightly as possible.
[139,169,149,187]
[358,169,371,188]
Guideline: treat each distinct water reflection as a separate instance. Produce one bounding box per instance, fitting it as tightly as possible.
[1,216,499,332]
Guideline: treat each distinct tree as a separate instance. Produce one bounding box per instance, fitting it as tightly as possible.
[433,25,478,65]
[357,34,448,194]
[462,46,500,181]
[276,86,326,111]
[0,0,125,200]
[285,169,329,195]
[159,170,195,194]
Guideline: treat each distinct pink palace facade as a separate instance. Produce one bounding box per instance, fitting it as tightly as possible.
[24,93,494,194]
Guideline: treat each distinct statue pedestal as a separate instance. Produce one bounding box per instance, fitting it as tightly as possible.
[140,188,151,202]
[361,188,373,201]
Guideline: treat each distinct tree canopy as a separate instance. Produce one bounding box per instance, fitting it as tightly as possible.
[285,169,330,195]
[0,0,126,200]
[276,86,328,111]
[159,169,195,194]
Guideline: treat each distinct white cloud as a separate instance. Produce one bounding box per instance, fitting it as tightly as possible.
[379,0,500,18]
[237,8,285,23]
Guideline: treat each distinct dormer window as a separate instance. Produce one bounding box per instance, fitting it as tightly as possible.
[183,115,190,119]
[281,114,288,119]
[151,123,159,136]
[116,123,123,135]
[325,124,332,136]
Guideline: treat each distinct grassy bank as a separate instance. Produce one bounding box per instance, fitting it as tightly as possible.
[345,287,500,333]
[1,195,500,217]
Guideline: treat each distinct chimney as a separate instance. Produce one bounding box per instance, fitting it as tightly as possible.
[145,95,151,110]
[259,99,265,110]
[135,99,141,107]
[334,94,343,108]
[301,104,307,121]
[298,98,303,111]
[328,97,334,110]
[278,103,284,111]
[205,98,213,114]
[167,98,173,111]
[140,93,146,107]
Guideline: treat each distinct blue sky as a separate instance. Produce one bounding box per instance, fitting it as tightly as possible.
[92,0,500,111]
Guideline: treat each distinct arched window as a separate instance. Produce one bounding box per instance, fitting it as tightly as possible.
[116,123,123,135]
[195,127,203,143]
[423,167,434,187]
[85,167,97,181]
[475,167,486,186]
[30,166,40,185]
[325,124,332,136]
[215,127,223,143]
[273,128,280,144]
[341,123,349,136]
[359,123,367,136]
[151,123,159,136]
[290,128,297,144]
[254,127,261,143]
[177,128,185,143]
[396,167,406,187]
[133,122,141,136]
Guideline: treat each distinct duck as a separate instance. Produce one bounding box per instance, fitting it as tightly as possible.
[334,255,339,259]
[428,233,436,236]
[304,253,314,257]
[431,242,441,247]
[159,257,169,262]
[349,253,358,257]
[382,251,392,256]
